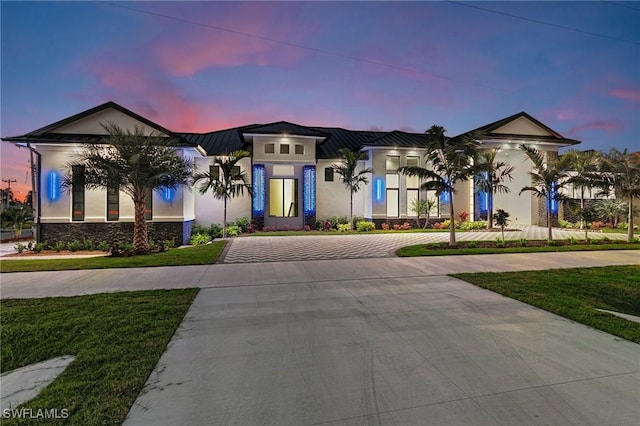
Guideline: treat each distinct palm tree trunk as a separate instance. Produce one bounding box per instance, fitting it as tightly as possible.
[350,190,354,230]
[579,189,585,230]
[628,197,634,243]
[424,211,429,229]
[223,197,228,238]
[449,190,456,246]
[547,197,553,242]
[487,192,493,229]
[133,193,149,253]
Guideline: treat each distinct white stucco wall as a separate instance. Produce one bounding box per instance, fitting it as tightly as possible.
[193,156,252,226]
[315,159,365,219]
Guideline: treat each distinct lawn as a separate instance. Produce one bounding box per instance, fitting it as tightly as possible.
[0,289,199,425]
[453,265,640,344]
[396,240,640,257]
[0,241,226,273]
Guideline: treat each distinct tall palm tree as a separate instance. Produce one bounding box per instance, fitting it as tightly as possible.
[194,150,252,238]
[331,148,373,229]
[400,125,478,246]
[65,124,193,254]
[564,149,603,230]
[474,149,514,229]
[601,148,640,242]
[519,144,572,242]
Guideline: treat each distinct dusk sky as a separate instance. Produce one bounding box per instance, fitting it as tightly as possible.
[1,1,639,200]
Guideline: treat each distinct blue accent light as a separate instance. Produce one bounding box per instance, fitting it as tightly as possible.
[479,191,488,212]
[161,187,175,202]
[550,181,558,214]
[252,164,265,215]
[46,170,61,202]
[440,179,451,204]
[303,165,316,215]
[374,177,385,203]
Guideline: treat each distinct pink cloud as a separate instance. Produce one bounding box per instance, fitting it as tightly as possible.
[150,4,311,77]
[609,88,640,102]
[565,120,624,137]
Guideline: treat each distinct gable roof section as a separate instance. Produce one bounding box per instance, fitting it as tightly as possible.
[3,101,195,148]
[454,111,580,146]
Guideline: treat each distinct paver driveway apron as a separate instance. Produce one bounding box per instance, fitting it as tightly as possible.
[221,226,628,263]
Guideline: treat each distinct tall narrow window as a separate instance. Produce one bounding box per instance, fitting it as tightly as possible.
[145,190,152,221]
[406,156,420,215]
[71,165,85,221]
[269,178,298,217]
[107,184,119,221]
[386,174,399,217]
[209,165,219,180]
[324,167,334,182]
[232,166,241,180]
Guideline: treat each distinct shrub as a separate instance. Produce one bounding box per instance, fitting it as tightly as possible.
[569,237,578,245]
[519,238,527,247]
[164,239,176,249]
[226,225,241,237]
[401,222,411,230]
[190,233,211,245]
[352,215,364,229]
[393,224,401,230]
[67,240,83,252]
[458,211,469,222]
[337,223,351,232]
[14,242,26,253]
[97,241,110,252]
[356,221,376,232]
[234,217,251,233]
[441,219,452,229]
[33,242,46,253]
[459,220,487,230]
[109,242,135,257]
[382,223,390,231]
[53,241,66,252]
[559,220,574,229]
[83,238,95,251]
[304,225,311,232]
[467,241,478,248]
[548,240,561,246]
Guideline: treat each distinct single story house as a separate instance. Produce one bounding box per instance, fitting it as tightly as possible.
[3,101,582,244]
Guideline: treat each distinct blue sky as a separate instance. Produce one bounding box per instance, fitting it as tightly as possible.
[1,1,638,199]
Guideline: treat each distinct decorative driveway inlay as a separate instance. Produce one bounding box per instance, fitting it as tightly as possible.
[221,226,628,263]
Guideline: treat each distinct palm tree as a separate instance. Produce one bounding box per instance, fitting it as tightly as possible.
[564,149,603,230]
[1,205,32,238]
[331,148,373,229]
[494,209,510,242]
[519,144,572,242]
[474,149,514,229]
[65,124,193,254]
[410,197,437,228]
[601,148,640,242]
[594,199,627,227]
[194,150,252,238]
[400,125,478,246]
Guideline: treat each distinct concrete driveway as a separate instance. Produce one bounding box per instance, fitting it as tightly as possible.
[124,272,639,425]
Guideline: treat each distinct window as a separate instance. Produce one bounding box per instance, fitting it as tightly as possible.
[386,173,399,217]
[107,184,119,221]
[295,144,304,155]
[71,165,85,221]
[209,165,219,180]
[324,167,334,182]
[406,157,419,168]
[406,189,419,216]
[269,178,297,217]
[232,166,241,180]
[386,155,400,171]
[280,144,290,154]
[145,190,152,221]
[265,143,275,154]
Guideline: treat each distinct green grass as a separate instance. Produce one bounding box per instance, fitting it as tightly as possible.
[0,289,199,425]
[0,241,226,273]
[396,241,640,257]
[453,266,640,343]
[601,227,637,234]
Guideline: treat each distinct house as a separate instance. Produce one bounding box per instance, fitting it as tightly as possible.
[2,102,582,244]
